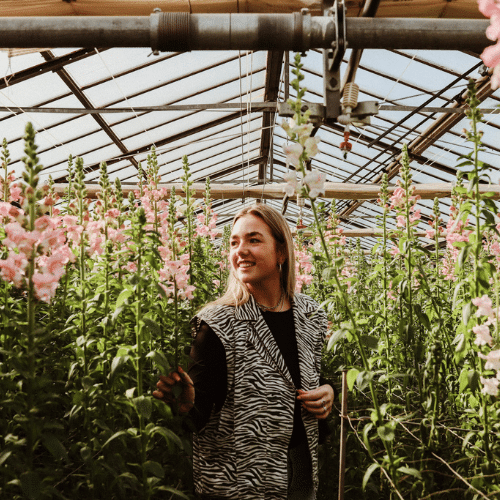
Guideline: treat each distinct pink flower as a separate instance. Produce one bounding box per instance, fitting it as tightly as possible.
[478,349,500,370]
[409,208,421,223]
[105,208,120,219]
[390,246,400,256]
[0,251,27,287]
[212,279,221,288]
[472,295,494,317]
[396,215,406,228]
[283,143,303,168]
[9,185,22,202]
[389,187,405,209]
[480,376,499,397]
[472,324,494,346]
[196,225,210,237]
[426,228,436,239]
[303,170,326,199]
[126,261,137,273]
[479,0,500,18]
[32,270,63,303]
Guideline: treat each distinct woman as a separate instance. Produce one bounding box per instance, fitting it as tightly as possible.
[153,204,334,500]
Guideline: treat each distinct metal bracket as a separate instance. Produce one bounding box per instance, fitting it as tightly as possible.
[277,100,378,126]
[322,0,346,121]
[349,101,379,127]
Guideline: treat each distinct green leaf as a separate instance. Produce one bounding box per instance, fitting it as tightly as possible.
[110,355,129,382]
[326,329,346,351]
[462,302,471,326]
[143,317,162,336]
[455,333,466,353]
[134,395,152,420]
[377,423,395,442]
[150,426,183,449]
[154,486,190,499]
[398,466,422,479]
[146,350,170,373]
[102,430,128,448]
[346,368,360,391]
[452,281,465,310]
[80,446,92,462]
[144,460,165,478]
[360,335,379,349]
[362,463,380,491]
[0,450,12,466]
[116,288,133,309]
[20,471,41,500]
[468,370,480,393]
[42,434,69,463]
[459,368,469,393]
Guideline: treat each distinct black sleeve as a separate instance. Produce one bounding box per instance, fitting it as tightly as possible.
[188,321,228,433]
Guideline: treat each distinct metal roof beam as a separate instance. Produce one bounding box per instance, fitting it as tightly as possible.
[259,50,283,184]
[0,16,490,52]
[0,48,105,91]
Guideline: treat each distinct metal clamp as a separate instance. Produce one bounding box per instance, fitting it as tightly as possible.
[150,10,191,54]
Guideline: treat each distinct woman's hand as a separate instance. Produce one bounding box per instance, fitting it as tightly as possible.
[152,366,195,413]
[296,384,334,419]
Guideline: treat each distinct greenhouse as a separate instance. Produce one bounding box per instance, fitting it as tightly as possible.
[1,0,500,498]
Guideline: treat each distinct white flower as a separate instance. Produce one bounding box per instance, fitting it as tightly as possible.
[294,123,314,141]
[478,349,500,371]
[281,118,297,138]
[283,143,303,168]
[283,171,298,197]
[303,170,326,199]
[304,136,320,157]
[480,376,499,397]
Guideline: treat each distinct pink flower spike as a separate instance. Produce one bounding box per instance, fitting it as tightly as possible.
[478,0,500,19]
[481,41,500,68]
[472,295,494,317]
[472,324,493,346]
[480,376,499,397]
[478,349,500,370]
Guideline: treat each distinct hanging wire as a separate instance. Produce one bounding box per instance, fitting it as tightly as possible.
[94,47,157,160]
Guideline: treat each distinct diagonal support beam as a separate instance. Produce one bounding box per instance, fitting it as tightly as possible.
[338,72,495,218]
[40,50,141,173]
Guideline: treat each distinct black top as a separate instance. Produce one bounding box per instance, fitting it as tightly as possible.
[188,307,331,447]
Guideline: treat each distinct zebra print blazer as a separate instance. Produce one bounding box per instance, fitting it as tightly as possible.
[191,293,328,499]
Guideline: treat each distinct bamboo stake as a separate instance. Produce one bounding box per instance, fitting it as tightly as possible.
[52,182,500,201]
[338,370,348,500]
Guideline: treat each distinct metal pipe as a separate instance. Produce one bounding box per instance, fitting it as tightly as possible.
[0,15,490,51]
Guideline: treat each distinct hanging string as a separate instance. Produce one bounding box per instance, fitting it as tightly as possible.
[94,48,157,162]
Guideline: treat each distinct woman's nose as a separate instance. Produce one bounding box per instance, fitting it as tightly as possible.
[235,242,249,255]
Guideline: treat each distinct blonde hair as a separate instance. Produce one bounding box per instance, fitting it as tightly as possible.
[203,203,296,310]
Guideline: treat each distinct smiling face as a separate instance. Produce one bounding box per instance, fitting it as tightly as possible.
[229,214,282,293]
